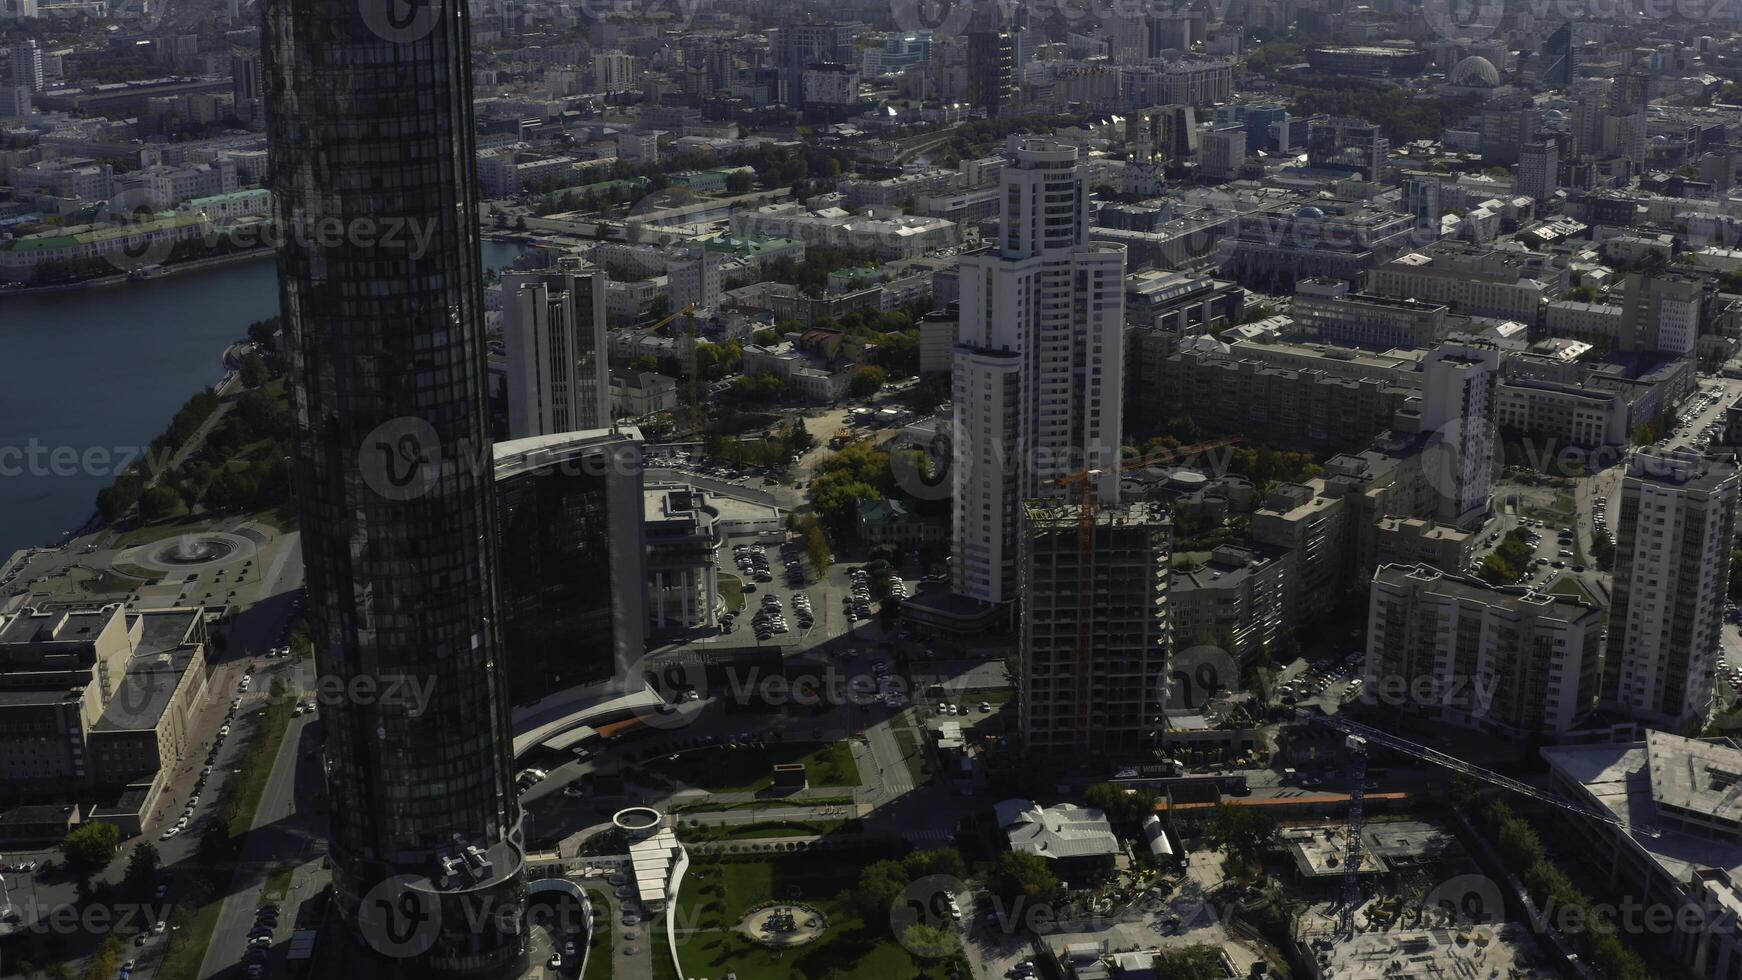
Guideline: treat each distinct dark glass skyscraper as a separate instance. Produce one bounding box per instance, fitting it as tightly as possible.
[262,0,525,973]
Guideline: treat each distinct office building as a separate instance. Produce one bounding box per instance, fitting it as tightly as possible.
[10,39,42,92]
[1538,22,1575,89]
[502,263,610,439]
[666,246,721,313]
[1291,278,1452,350]
[1222,201,1415,291]
[952,140,1128,605]
[1479,98,1538,165]
[774,22,853,108]
[1602,450,1739,729]
[0,605,210,805]
[1198,124,1246,181]
[1365,565,1601,737]
[1419,341,1499,530]
[262,0,526,967]
[230,46,261,123]
[1370,246,1552,322]
[1518,141,1558,202]
[1019,500,1170,756]
[1621,274,1703,356]
[1307,117,1389,179]
[967,31,1018,117]
[493,429,647,710]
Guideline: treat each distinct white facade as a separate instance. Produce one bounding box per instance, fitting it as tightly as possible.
[1604,450,1739,728]
[502,265,611,439]
[951,140,1128,605]
[10,40,42,92]
[1420,341,1499,529]
[594,50,635,93]
[1517,141,1558,202]
[1198,125,1245,181]
[666,247,721,312]
[1365,564,1601,737]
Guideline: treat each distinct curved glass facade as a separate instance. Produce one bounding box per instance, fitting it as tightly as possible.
[262,0,525,972]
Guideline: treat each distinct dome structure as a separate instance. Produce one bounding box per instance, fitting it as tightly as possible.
[1451,55,1501,87]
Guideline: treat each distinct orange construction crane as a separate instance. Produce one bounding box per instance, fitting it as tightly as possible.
[1049,437,1243,754]
[641,303,699,417]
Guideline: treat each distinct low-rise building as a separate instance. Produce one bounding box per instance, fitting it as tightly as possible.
[856,498,946,546]
[995,798,1120,881]
[610,370,678,417]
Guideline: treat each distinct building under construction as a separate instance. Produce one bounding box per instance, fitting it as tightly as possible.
[1018,499,1171,757]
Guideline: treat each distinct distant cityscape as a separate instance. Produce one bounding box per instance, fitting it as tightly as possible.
[6,1,1742,980]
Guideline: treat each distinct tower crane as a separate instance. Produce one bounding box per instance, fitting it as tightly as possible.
[1295,705,1659,934]
[640,303,700,421]
[1293,708,1660,838]
[1049,438,1244,754]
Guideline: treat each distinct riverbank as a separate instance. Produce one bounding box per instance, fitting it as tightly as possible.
[4,233,538,297]
[0,247,274,297]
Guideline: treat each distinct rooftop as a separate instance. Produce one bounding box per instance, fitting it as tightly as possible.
[996,799,1120,860]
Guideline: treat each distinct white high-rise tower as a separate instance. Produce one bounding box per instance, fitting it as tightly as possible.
[950,139,1128,605]
[502,261,610,438]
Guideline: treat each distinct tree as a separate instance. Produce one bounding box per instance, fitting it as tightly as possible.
[844,859,909,925]
[1155,945,1226,980]
[726,170,754,194]
[1205,802,1275,879]
[797,513,832,573]
[901,847,966,881]
[61,822,121,876]
[1083,783,1150,822]
[986,851,1064,911]
[849,365,886,397]
[97,473,144,523]
[732,371,786,403]
[138,485,182,521]
[245,317,280,349]
[628,355,660,373]
[808,442,895,534]
[123,841,161,897]
[238,352,270,389]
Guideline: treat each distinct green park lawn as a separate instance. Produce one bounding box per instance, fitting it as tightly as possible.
[673,856,956,980]
[644,741,860,793]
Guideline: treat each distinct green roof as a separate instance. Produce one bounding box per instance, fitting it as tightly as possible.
[0,213,205,252]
